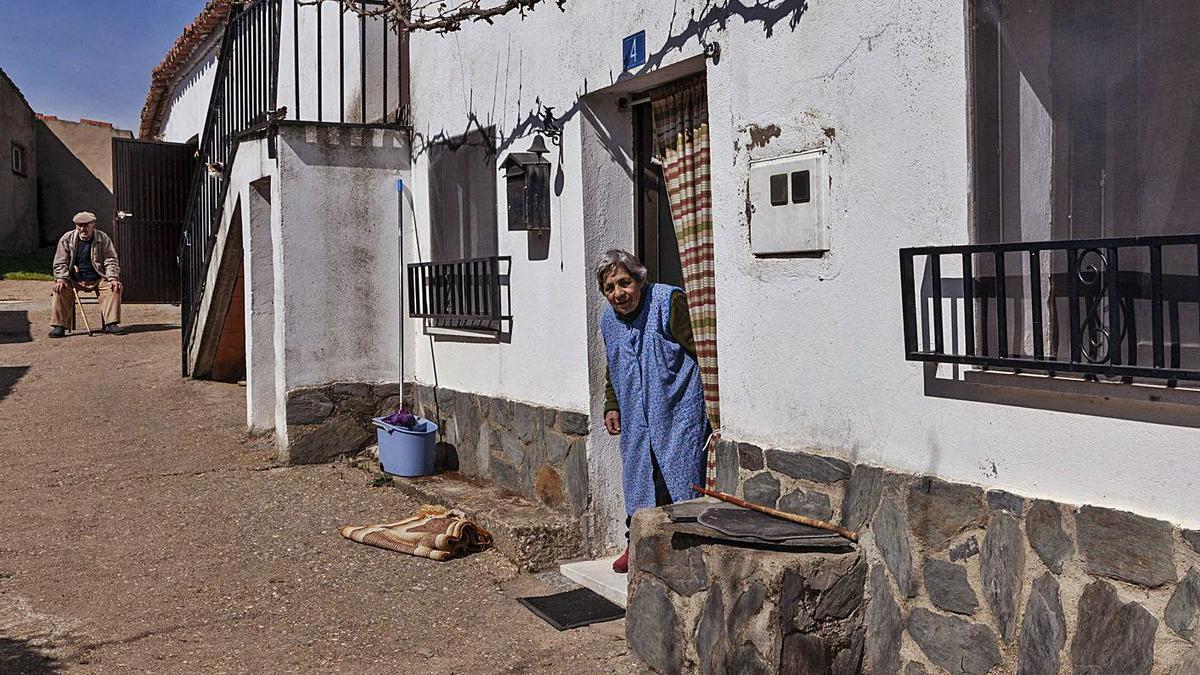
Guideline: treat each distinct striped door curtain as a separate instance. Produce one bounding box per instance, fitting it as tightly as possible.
[651,74,721,489]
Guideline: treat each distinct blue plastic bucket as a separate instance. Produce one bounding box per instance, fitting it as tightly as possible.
[372,416,438,477]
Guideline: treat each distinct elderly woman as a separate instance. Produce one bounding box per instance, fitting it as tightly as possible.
[597,249,709,573]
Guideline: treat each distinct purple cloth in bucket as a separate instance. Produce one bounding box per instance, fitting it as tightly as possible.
[382,406,418,429]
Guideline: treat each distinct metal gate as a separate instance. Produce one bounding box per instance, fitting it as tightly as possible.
[111,137,194,303]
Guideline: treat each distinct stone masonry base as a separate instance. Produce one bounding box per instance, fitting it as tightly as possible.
[626,438,1200,673]
[628,508,864,673]
[403,383,590,518]
[284,383,402,464]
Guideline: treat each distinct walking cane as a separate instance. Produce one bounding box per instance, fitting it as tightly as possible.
[693,485,860,542]
[68,265,94,337]
[72,285,94,337]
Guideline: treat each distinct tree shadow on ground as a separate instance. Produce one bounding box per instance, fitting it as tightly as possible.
[0,635,64,674]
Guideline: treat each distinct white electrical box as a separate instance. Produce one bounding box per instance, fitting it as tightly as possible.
[749,150,828,255]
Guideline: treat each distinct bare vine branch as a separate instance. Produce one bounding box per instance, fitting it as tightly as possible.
[296,0,567,34]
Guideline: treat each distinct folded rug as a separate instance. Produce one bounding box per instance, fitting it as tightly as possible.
[339,505,493,561]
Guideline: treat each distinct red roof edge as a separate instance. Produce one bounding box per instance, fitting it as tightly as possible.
[138,0,233,139]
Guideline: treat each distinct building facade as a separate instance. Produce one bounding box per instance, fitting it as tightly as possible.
[143,0,1200,670]
[0,69,38,254]
[400,0,1200,670]
[36,116,133,243]
[141,0,410,459]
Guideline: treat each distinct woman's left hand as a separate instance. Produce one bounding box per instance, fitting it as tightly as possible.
[604,410,621,435]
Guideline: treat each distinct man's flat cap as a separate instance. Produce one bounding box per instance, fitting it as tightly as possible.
[73,211,97,224]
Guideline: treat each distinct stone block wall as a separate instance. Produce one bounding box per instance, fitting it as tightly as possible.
[283,382,402,464]
[690,438,1200,673]
[404,383,590,517]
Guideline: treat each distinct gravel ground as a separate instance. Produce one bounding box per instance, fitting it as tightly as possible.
[0,280,639,674]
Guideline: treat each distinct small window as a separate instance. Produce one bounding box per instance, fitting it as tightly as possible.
[427,128,498,262]
[11,143,26,176]
[423,127,503,330]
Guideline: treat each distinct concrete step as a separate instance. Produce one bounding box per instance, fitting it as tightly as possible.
[387,470,583,573]
[560,556,628,608]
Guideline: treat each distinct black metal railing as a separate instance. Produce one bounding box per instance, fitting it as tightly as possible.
[179,0,409,374]
[286,0,409,125]
[900,234,1200,381]
[181,0,281,373]
[407,257,511,322]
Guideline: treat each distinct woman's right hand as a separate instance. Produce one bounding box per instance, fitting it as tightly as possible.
[604,410,621,435]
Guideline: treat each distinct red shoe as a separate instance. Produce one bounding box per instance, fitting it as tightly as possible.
[612,548,629,574]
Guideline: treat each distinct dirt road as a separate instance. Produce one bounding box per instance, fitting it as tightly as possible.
[0,280,637,674]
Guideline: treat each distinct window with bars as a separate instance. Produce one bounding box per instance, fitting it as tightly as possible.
[899,0,1200,380]
[410,128,507,328]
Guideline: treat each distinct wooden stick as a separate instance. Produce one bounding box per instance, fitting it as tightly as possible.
[72,286,93,336]
[692,485,859,542]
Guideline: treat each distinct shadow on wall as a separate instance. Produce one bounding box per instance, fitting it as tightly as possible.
[0,636,63,674]
[0,310,32,344]
[924,362,1200,428]
[35,123,113,244]
[410,0,811,162]
[283,123,412,171]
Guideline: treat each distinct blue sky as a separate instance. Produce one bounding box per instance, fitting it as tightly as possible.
[0,0,208,133]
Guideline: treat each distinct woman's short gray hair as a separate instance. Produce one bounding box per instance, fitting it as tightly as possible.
[594,249,648,292]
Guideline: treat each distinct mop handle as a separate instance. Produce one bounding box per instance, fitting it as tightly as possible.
[692,485,859,542]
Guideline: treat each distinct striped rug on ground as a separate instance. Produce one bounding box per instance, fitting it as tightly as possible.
[340,506,493,561]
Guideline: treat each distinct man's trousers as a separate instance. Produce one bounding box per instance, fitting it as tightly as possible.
[50,280,121,329]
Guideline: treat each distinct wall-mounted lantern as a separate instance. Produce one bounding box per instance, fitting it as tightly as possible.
[500,135,551,232]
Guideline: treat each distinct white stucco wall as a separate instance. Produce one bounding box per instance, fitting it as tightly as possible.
[406,0,1200,533]
[185,135,275,377]
[273,124,407,414]
[245,176,276,432]
[159,32,221,143]
[186,123,408,448]
[276,0,404,126]
[159,1,404,144]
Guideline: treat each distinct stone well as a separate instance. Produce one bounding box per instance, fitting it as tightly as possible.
[626,508,865,674]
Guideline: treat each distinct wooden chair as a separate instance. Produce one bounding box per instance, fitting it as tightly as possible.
[69,277,102,333]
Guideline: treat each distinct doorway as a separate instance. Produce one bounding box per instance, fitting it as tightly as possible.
[633,102,684,288]
[578,67,720,552]
[633,74,721,439]
[110,137,193,303]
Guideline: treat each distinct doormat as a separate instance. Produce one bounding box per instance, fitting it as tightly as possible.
[518,587,625,631]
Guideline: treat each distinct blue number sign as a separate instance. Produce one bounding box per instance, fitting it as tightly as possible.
[623,31,646,71]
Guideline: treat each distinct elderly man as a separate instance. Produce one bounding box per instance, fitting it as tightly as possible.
[49,212,125,337]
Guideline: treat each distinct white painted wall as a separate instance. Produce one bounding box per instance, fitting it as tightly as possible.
[272,123,408,438]
[185,122,407,452]
[185,135,275,376]
[159,32,221,143]
[159,1,404,143]
[245,177,276,432]
[407,0,1200,536]
[276,0,404,125]
[579,91,637,546]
